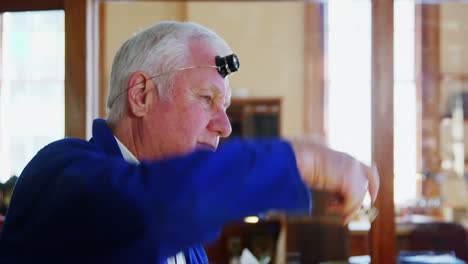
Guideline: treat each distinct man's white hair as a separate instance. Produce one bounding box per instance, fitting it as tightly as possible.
[106,21,231,124]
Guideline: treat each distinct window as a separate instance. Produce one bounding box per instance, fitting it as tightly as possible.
[394,1,417,206]
[326,0,417,206]
[0,11,65,183]
[325,0,372,206]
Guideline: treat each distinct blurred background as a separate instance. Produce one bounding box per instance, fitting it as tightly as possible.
[0,0,467,263]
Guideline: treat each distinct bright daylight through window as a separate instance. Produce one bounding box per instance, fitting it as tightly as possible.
[0,11,64,183]
[326,0,417,207]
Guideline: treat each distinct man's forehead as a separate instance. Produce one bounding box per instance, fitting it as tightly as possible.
[189,39,231,65]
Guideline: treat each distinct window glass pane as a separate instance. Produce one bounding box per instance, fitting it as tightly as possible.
[394,30,415,81]
[394,81,417,205]
[393,2,416,206]
[395,0,415,31]
[327,0,418,207]
[353,1,372,33]
[326,0,372,166]
[328,80,372,164]
[0,11,64,182]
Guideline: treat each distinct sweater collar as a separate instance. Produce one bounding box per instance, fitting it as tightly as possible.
[91,118,123,159]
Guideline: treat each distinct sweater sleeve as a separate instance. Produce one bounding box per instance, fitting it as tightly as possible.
[2,138,311,259]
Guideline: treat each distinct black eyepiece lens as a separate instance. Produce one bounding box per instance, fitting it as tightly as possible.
[215,54,240,78]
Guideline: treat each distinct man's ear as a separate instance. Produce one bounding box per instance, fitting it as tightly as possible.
[126,71,158,117]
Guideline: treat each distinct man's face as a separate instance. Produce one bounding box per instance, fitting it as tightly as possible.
[147,41,232,158]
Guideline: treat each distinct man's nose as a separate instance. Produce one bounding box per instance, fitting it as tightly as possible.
[208,109,232,138]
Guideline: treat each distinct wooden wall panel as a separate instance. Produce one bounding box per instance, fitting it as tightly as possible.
[416,4,441,174]
[64,0,87,139]
[304,2,325,137]
[371,0,396,263]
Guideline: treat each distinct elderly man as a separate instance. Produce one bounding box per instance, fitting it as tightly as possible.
[0,21,378,263]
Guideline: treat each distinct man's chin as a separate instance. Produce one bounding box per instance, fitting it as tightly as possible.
[195,143,216,152]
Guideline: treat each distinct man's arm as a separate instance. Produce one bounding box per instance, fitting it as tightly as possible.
[2,138,309,259]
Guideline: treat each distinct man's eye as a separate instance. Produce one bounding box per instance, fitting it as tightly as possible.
[201,95,212,103]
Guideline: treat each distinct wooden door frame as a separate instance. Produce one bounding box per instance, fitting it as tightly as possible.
[371,0,396,263]
[303,1,397,262]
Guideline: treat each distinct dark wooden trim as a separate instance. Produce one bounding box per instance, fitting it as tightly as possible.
[0,0,64,12]
[64,0,87,139]
[98,1,107,118]
[303,2,325,137]
[416,4,441,174]
[371,0,396,263]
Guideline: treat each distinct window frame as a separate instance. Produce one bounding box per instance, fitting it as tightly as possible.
[0,0,97,139]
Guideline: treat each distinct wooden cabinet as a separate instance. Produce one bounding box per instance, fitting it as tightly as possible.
[204,216,349,264]
[226,97,281,138]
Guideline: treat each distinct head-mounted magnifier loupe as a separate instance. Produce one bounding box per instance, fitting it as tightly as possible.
[215,54,240,78]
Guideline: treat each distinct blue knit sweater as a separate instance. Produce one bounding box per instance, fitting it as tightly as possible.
[0,119,310,263]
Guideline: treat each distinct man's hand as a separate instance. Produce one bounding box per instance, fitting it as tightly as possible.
[289,137,380,225]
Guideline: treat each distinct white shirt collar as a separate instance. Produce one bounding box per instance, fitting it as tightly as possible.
[114,136,139,164]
